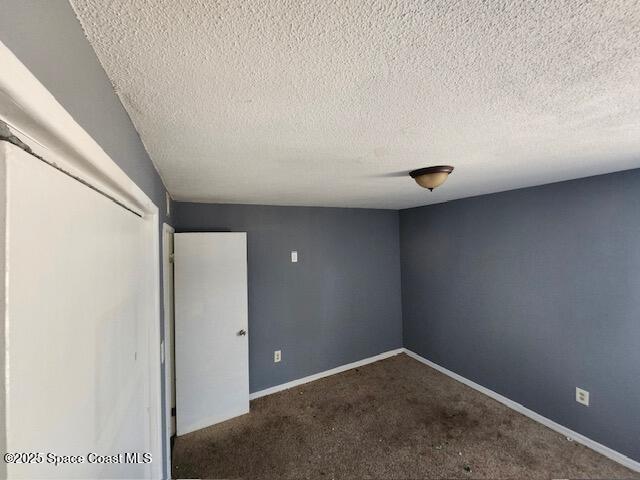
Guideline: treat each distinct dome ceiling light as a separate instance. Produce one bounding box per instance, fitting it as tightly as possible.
[409,165,454,191]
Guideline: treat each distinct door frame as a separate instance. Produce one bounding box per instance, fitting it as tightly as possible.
[0,42,163,478]
[162,222,175,476]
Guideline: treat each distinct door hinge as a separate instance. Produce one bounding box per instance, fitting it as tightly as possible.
[169,253,174,263]
[171,407,176,417]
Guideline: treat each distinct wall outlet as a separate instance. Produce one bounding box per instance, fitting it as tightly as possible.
[274,350,281,363]
[576,387,589,406]
[291,251,298,263]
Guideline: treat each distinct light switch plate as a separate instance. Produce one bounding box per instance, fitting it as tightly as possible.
[291,251,298,263]
[576,387,589,406]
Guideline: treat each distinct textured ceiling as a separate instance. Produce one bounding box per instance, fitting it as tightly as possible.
[69,0,640,209]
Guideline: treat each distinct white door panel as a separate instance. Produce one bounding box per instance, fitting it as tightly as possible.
[1,142,157,479]
[174,233,249,435]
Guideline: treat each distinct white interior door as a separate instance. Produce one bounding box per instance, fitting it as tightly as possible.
[174,232,249,435]
[1,142,160,479]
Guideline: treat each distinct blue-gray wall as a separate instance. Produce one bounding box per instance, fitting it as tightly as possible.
[0,2,172,475]
[174,203,404,392]
[400,169,640,462]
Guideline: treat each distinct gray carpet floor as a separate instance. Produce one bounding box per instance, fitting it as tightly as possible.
[172,353,638,479]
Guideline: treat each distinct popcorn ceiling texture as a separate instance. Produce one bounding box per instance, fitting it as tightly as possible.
[69,0,640,209]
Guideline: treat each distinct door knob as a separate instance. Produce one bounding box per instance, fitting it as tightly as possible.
[237,329,247,336]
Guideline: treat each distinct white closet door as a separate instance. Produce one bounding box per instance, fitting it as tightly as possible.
[174,232,249,435]
[1,142,158,479]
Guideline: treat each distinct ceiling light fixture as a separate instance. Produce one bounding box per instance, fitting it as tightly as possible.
[409,165,454,191]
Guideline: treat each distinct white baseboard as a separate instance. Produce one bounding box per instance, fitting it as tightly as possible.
[249,348,404,400]
[403,348,640,473]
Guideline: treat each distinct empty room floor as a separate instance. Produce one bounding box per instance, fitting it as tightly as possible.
[172,354,638,479]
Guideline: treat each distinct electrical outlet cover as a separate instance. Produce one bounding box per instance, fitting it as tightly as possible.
[576,387,590,406]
